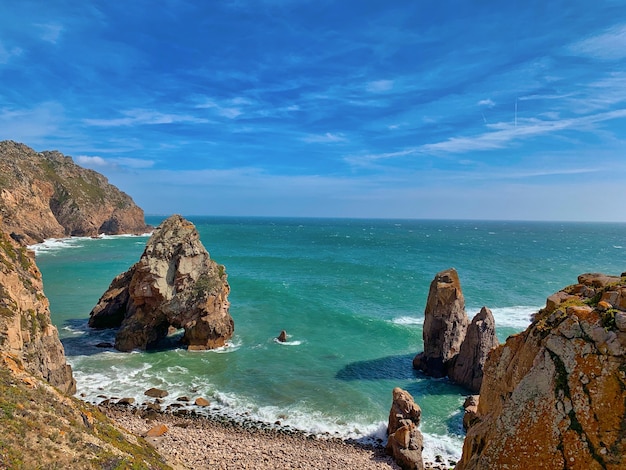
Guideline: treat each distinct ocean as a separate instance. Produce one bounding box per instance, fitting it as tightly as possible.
[32,217,626,462]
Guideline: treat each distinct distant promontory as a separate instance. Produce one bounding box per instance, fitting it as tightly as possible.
[0,140,151,245]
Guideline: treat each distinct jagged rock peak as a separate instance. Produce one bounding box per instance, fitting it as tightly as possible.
[448,306,499,393]
[456,272,626,470]
[0,229,75,394]
[88,214,234,352]
[386,387,424,470]
[0,140,150,244]
[413,268,469,378]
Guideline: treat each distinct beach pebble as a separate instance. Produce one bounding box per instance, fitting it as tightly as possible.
[195,397,210,407]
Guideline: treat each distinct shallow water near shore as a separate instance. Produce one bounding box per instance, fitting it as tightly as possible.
[34,217,626,462]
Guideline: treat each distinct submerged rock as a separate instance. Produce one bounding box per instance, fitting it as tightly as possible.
[89,215,234,351]
[386,387,424,470]
[456,273,626,470]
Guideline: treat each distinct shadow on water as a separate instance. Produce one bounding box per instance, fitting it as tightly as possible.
[60,318,188,357]
[335,353,419,381]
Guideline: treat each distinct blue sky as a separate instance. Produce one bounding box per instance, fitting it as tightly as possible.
[1,1,626,221]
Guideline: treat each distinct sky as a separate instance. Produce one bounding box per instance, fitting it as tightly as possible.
[1,1,625,221]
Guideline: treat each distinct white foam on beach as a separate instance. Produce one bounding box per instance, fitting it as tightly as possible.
[422,432,464,464]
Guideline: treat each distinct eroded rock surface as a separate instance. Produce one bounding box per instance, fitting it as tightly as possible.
[448,307,498,393]
[386,387,424,470]
[89,215,234,351]
[456,273,626,470]
[0,140,150,244]
[413,268,469,377]
[0,229,75,394]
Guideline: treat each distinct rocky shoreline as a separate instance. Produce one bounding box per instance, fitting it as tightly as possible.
[101,402,455,470]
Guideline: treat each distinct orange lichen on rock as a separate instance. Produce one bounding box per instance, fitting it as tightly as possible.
[456,272,626,470]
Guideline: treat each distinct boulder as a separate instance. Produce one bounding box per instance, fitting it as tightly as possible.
[194,397,210,407]
[144,424,168,437]
[448,307,499,393]
[455,273,626,470]
[386,387,424,470]
[144,387,169,398]
[462,395,479,431]
[88,215,234,351]
[277,330,287,342]
[413,268,469,378]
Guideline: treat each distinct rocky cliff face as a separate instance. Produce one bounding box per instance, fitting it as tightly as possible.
[0,140,150,244]
[456,273,626,470]
[0,229,75,394]
[413,269,498,392]
[89,215,234,351]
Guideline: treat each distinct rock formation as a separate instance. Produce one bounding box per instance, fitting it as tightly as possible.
[456,272,626,470]
[413,268,469,378]
[386,387,424,470]
[0,140,150,244]
[448,307,498,393]
[89,215,234,351]
[0,229,75,394]
[413,269,499,392]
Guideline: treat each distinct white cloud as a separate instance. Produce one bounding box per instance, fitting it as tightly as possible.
[76,155,155,170]
[419,109,626,154]
[478,99,495,107]
[301,132,347,143]
[569,23,626,60]
[366,80,394,93]
[83,109,209,127]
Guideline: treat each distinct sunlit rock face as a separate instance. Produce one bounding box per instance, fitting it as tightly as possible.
[456,272,626,470]
[89,215,234,352]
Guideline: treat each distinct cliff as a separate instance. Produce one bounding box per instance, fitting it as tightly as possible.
[0,140,150,244]
[456,272,626,470]
[0,229,75,394]
[89,215,234,351]
[0,352,170,469]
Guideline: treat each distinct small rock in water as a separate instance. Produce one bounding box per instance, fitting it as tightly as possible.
[277,330,287,342]
[117,397,135,406]
[95,342,114,348]
[144,387,169,398]
[177,396,190,402]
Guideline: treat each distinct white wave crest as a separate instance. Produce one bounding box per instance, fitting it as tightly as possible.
[273,338,303,346]
[391,316,424,326]
[468,305,538,330]
[28,237,89,255]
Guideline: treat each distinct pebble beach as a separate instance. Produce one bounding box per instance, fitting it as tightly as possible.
[104,406,402,470]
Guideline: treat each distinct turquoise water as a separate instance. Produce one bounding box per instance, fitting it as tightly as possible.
[34,217,626,461]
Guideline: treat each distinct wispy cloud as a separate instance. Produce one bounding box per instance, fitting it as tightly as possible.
[302,132,348,143]
[0,42,23,64]
[569,23,626,60]
[366,80,394,93]
[35,23,64,44]
[478,99,495,107]
[83,109,210,127]
[76,155,155,169]
[420,109,626,154]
